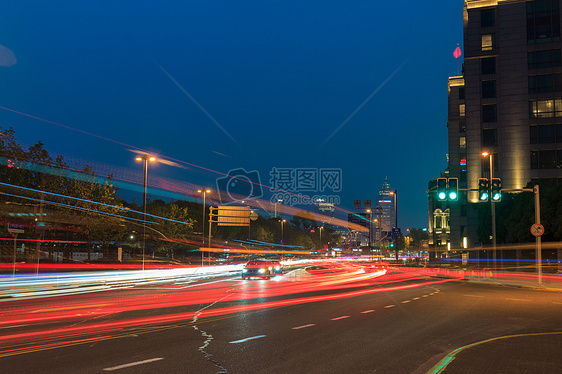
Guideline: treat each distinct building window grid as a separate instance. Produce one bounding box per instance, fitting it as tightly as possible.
[483,104,497,122]
[482,57,496,74]
[529,99,562,118]
[527,0,561,44]
[482,33,495,51]
[530,149,562,169]
[528,49,562,68]
[482,80,497,98]
[481,8,496,27]
[529,73,562,93]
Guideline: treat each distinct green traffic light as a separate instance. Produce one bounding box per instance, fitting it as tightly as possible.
[437,178,447,201]
[491,178,502,202]
[478,178,489,202]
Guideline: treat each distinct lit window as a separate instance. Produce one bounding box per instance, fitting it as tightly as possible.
[529,99,562,118]
[459,104,465,116]
[460,136,466,149]
[482,34,494,51]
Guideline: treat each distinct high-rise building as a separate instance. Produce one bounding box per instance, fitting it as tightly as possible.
[376,177,396,236]
[447,0,562,248]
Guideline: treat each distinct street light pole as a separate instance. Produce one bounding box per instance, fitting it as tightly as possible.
[274,199,282,218]
[390,190,398,261]
[197,189,211,267]
[280,219,286,262]
[135,154,156,271]
[366,209,372,249]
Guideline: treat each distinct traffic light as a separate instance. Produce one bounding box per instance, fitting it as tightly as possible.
[491,178,502,202]
[447,178,458,201]
[437,178,447,201]
[478,178,489,201]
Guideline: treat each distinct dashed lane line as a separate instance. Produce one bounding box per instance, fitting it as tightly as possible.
[361,310,375,314]
[384,305,396,308]
[292,324,316,330]
[331,316,350,321]
[401,300,411,304]
[229,335,266,344]
[103,357,164,371]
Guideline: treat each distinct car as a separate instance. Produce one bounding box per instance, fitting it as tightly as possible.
[242,260,283,279]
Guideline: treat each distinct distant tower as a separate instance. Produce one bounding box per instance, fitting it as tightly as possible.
[376,177,396,235]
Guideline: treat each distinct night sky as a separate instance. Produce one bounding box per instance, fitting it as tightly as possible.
[0,1,464,230]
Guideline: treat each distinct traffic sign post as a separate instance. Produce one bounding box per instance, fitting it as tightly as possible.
[8,222,25,278]
[531,223,544,237]
[534,185,542,286]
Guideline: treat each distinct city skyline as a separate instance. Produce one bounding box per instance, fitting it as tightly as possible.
[0,1,464,229]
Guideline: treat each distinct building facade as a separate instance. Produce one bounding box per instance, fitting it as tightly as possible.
[376,178,396,236]
[447,0,562,248]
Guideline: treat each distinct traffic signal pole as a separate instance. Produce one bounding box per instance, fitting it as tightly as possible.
[489,155,497,271]
[534,185,542,286]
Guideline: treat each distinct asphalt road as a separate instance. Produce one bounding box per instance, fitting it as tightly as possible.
[1,268,561,373]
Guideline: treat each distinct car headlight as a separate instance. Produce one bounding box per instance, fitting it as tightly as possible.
[258,268,266,273]
[243,269,248,272]
[274,266,281,270]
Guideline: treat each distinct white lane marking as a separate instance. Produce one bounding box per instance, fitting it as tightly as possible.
[553,302,562,305]
[292,324,316,330]
[229,335,266,344]
[384,305,396,308]
[464,294,484,298]
[422,295,428,297]
[103,357,164,371]
[0,324,28,329]
[331,316,350,321]
[413,297,420,300]
[505,298,530,302]
[361,310,375,314]
[401,300,411,304]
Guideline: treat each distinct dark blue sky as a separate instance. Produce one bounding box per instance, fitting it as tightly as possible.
[0,1,464,230]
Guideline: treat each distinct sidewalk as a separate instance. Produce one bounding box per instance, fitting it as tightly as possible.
[428,332,562,373]
[393,266,562,291]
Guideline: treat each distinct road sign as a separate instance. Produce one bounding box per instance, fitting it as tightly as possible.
[392,228,401,238]
[531,223,544,237]
[8,222,25,234]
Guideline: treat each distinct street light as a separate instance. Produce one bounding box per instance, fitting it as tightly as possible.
[366,209,372,249]
[274,199,283,217]
[280,219,286,243]
[197,189,211,267]
[319,226,324,246]
[482,151,497,269]
[135,154,156,270]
